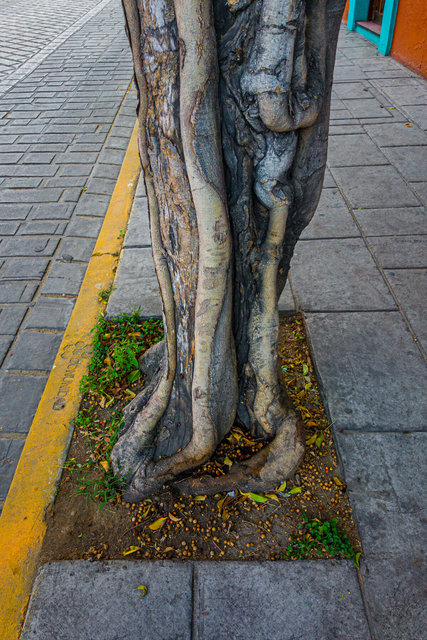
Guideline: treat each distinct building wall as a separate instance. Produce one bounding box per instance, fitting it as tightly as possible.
[341,0,427,78]
[390,0,427,77]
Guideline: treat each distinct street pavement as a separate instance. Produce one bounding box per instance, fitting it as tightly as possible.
[0,8,425,640]
[0,0,136,512]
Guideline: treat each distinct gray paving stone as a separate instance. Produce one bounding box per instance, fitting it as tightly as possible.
[368,235,427,268]
[85,176,115,196]
[91,162,120,180]
[300,189,359,239]
[20,220,67,235]
[41,262,86,296]
[305,311,427,430]
[58,237,95,263]
[277,280,295,314]
[21,561,193,640]
[382,145,427,182]
[332,165,419,208]
[322,167,336,188]
[327,133,388,167]
[0,257,49,281]
[0,188,63,203]
[0,152,23,163]
[106,248,162,319]
[4,177,42,188]
[364,122,427,147]
[60,187,82,202]
[401,104,427,130]
[0,373,47,433]
[65,215,103,238]
[334,66,367,82]
[334,432,426,640]
[354,206,426,236]
[73,193,109,217]
[0,221,19,235]
[0,283,37,303]
[333,82,372,100]
[58,164,93,177]
[97,147,126,165]
[0,237,59,257]
[0,336,12,364]
[410,181,427,206]
[196,561,370,640]
[6,164,58,177]
[30,203,73,219]
[22,152,55,164]
[379,82,427,106]
[291,239,394,310]
[6,331,62,372]
[55,151,98,164]
[0,306,26,334]
[24,299,75,331]
[0,438,25,499]
[385,268,427,348]
[123,195,151,249]
[0,204,31,219]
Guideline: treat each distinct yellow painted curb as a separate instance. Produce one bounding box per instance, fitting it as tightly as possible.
[0,122,140,639]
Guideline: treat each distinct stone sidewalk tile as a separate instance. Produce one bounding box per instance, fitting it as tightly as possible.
[400,104,427,130]
[332,165,419,208]
[381,145,427,182]
[291,238,395,311]
[384,269,427,349]
[0,237,59,258]
[354,207,426,236]
[21,561,193,640]
[0,283,37,303]
[23,299,75,332]
[195,561,370,640]
[123,190,151,249]
[73,193,110,217]
[367,235,427,268]
[300,188,360,239]
[0,373,47,433]
[65,216,103,238]
[335,432,426,640]
[278,280,295,314]
[327,133,388,166]
[0,257,49,281]
[0,306,27,334]
[0,438,25,499]
[304,311,427,431]
[106,247,162,319]
[363,122,427,146]
[5,332,62,372]
[58,237,96,263]
[0,336,11,365]
[41,262,86,296]
[410,181,427,205]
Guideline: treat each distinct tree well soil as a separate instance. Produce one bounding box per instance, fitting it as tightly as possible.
[41,314,361,564]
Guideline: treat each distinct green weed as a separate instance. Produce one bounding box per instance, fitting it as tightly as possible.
[283,514,361,568]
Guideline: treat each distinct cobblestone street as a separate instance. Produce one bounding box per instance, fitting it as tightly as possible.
[0,0,135,511]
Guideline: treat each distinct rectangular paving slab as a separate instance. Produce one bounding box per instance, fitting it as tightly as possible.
[21,561,193,640]
[291,238,395,311]
[21,560,370,640]
[332,165,419,208]
[195,561,370,640]
[304,311,427,430]
[335,432,426,640]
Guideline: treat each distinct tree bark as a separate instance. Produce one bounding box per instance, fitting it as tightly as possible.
[112,0,345,502]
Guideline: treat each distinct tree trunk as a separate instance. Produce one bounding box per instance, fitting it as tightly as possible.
[112,0,345,502]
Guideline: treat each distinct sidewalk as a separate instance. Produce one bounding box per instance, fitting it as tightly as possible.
[0,0,135,512]
[2,19,427,640]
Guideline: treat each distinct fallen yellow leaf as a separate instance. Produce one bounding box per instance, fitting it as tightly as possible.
[148,517,167,531]
[123,546,140,556]
[100,460,109,472]
[168,513,182,522]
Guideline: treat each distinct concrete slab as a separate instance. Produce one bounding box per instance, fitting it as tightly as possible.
[327,133,387,167]
[343,98,391,119]
[0,438,25,499]
[0,373,47,433]
[364,122,427,147]
[123,195,151,249]
[382,145,427,182]
[6,331,62,372]
[195,561,370,640]
[300,189,360,239]
[368,235,427,268]
[106,247,162,319]
[21,561,193,640]
[332,165,419,209]
[354,207,426,237]
[291,239,395,311]
[334,432,426,640]
[401,105,427,130]
[304,311,427,430]
[385,268,427,348]
[411,181,427,206]
[277,279,295,314]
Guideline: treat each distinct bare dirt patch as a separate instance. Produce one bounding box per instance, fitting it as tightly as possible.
[41,313,360,565]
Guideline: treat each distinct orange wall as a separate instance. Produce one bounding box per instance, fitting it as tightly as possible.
[342,0,350,24]
[390,0,427,78]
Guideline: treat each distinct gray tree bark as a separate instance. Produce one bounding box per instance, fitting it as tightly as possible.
[112,0,345,502]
